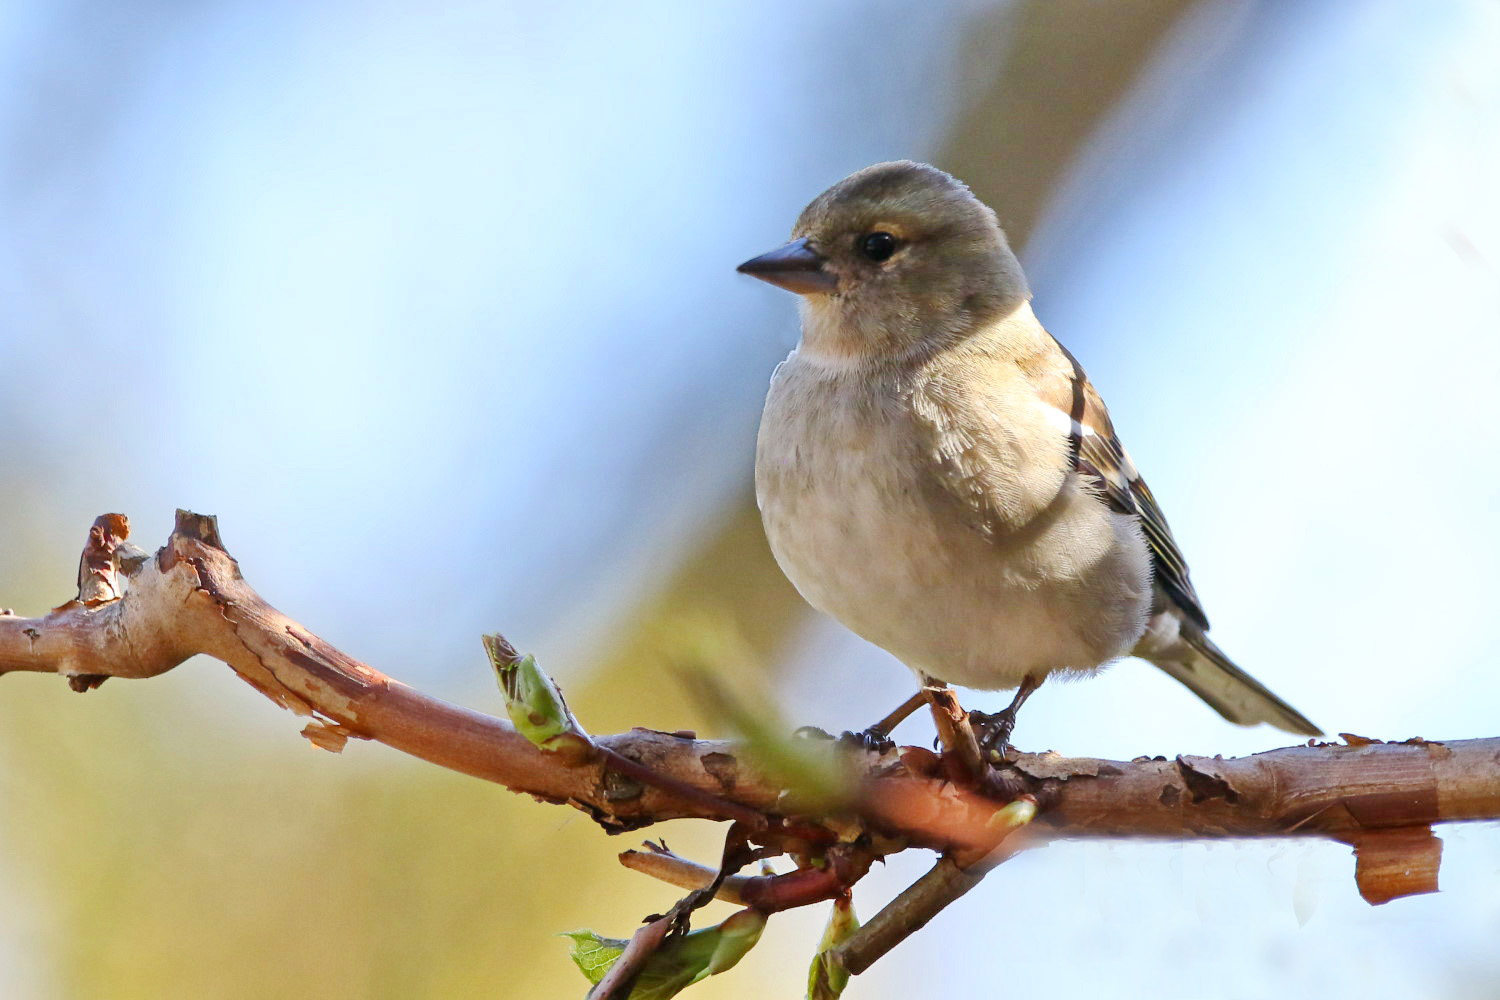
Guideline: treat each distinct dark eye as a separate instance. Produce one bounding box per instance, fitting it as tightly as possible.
[858,231,898,262]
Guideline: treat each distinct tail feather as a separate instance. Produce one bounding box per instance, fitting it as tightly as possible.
[1147,629,1321,737]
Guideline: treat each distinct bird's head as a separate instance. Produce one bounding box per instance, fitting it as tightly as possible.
[737,161,1029,365]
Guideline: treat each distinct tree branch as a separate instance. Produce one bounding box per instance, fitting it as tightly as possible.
[4,511,1499,983]
[832,854,989,977]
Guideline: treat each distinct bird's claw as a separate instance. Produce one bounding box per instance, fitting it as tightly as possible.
[969,708,1018,755]
[837,727,896,754]
[794,724,894,753]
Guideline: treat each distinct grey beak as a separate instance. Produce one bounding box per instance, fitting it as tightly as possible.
[736,237,838,295]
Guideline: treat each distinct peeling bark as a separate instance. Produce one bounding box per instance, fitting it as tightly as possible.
[1341,827,1443,905]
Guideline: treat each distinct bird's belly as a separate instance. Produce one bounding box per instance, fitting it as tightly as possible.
[758,454,1151,691]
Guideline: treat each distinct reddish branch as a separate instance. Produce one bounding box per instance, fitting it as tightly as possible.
[3,512,1499,976]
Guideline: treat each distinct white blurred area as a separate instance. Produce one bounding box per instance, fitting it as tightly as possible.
[2,0,1498,997]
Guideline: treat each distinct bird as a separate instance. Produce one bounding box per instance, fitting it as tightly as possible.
[738,160,1318,747]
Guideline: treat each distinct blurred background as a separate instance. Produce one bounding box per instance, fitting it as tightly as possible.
[2,0,1498,996]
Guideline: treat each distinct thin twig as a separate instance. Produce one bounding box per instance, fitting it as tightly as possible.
[587,913,674,1000]
[618,842,876,916]
[831,853,989,977]
[618,847,752,905]
[592,825,759,997]
[830,802,1033,979]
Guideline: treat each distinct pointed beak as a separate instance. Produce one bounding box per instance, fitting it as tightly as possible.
[736,237,838,295]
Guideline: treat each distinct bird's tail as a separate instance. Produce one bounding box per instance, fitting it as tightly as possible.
[1144,626,1321,737]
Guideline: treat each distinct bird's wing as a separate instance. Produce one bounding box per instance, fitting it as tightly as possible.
[1037,338,1210,629]
[908,333,1208,630]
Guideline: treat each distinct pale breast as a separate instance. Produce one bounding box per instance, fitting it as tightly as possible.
[755,353,1152,689]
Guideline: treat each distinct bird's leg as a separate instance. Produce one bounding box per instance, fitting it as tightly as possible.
[838,689,927,753]
[868,690,929,740]
[971,673,1045,754]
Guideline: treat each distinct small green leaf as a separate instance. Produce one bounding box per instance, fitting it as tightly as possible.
[484,635,593,762]
[565,909,767,999]
[563,930,629,987]
[806,896,858,999]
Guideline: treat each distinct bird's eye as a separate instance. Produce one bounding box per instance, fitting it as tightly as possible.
[859,231,898,262]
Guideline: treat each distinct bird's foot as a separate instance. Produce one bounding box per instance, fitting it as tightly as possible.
[967,674,1043,761]
[793,724,896,754]
[968,708,1018,758]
